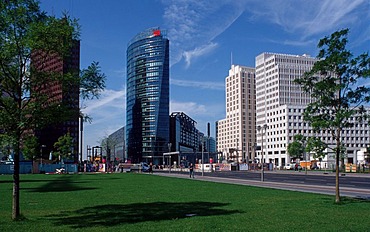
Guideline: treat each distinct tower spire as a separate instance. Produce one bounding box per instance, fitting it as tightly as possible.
[231,52,233,66]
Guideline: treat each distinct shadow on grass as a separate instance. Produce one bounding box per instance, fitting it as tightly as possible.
[23,175,98,192]
[0,179,50,184]
[340,197,370,204]
[320,196,370,205]
[49,202,242,228]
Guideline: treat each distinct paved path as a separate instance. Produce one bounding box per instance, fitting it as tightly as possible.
[155,171,370,200]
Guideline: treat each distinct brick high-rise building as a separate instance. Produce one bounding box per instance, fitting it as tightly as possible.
[31,41,80,161]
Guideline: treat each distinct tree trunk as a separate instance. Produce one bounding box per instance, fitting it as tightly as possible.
[12,134,21,220]
[335,129,341,203]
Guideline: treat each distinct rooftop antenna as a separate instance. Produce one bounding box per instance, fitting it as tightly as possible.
[231,52,233,67]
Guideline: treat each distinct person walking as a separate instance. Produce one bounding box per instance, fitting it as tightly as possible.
[189,163,194,178]
[149,162,153,174]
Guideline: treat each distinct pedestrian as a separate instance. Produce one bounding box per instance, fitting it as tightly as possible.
[149,162,153,174]
[189,163,194,178]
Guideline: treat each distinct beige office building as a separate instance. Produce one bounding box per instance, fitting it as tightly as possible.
[255,52,369,168]
[216,65,256,163]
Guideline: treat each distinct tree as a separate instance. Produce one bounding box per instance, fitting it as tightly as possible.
[295,28,370,203]
[0,134,15,159]
[287,134,305,161]
[100,134,118,171]
[306,137,327,161]
[288,134,330,172]
[21,135,39,161]
[53,132,73,162]
[0,0,105,220]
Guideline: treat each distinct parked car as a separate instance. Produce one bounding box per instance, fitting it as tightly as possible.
[284,163,302,170]
[140,162,150,172]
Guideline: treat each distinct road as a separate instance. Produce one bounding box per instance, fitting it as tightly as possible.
[155,169,370,200]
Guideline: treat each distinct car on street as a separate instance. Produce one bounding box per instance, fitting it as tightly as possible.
[284,163,302,170]
[140,162,150,172]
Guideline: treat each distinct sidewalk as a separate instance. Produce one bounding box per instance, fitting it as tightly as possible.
[155,171,370,200]
[262,169,370,178]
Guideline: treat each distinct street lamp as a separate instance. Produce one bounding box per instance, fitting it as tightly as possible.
[236,138,239,170]
[303,140,307,175]
[168,143,172,173]
[79,115,83,163]
[40,145,46,165]
[201,137,204,176]
[257,124,267,182]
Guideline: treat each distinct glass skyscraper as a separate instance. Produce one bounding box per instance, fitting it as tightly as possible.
[126,27,169,164]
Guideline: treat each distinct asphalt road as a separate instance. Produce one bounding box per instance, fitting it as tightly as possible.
[155,169,370,200]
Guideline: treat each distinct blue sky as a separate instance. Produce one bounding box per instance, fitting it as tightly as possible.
[39,0,370,157]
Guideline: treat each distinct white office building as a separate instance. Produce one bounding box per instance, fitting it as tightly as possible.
[255,52,369,169]
[216,65,256,163]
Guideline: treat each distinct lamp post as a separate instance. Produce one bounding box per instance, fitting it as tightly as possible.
[303,140,307,175]
[236,138,239,170]
[168,143,172,173]
[40,145,46,165]
[201,137,204,176]
[257,124,267,182]
[79,115,83,163]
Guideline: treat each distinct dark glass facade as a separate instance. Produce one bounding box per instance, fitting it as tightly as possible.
[31,40,80,162]
[126,28,169,164]
[169,112,199,153]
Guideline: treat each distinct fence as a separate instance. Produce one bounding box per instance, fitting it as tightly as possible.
[0,162,77,174]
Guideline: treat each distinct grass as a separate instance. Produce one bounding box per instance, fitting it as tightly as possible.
[0,173,369,232]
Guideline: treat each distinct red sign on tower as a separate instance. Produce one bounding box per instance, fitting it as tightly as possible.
[153,29,161,36]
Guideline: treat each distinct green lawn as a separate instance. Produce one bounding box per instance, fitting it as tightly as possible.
[0,173,369,231]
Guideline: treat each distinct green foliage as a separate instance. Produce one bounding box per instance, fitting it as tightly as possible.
[0,0,106,219]
[288,135,332,161]
[80,61,106,100]
[295,28,370,203]
[100,134,119,161]
[0,134,15,156]
[287,134,305,159]
[306,137,327,160]
[0,0,79,138]
[0,0,106,141]
[21,135,39,160]
[53,132,73,160]
[295,28,370,132]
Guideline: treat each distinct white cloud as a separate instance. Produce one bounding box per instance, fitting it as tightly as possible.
[266,38,316,47]
[171,78,224,90]
[82,87,126,147]
[163,0,246,67]
[247,0,368,40]
[170,100,224,118]
[82,88,125,115]
[170,100,225,135]
[163,0,368,68]
[170,100,207,117]
[302,0,365,38]
[183,42,218,67]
